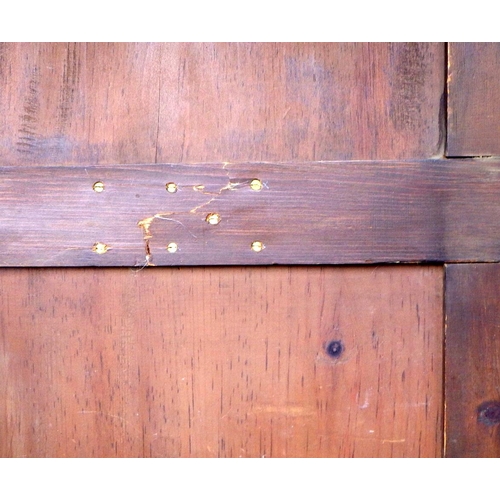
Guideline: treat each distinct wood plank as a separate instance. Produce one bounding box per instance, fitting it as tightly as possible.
[445,264,500,457]
[1,159,500,266]
[447,43,500,156]
[0,265,443,457]
[0,43,161,166]
[156,43,444,162]
[0,43,444,165]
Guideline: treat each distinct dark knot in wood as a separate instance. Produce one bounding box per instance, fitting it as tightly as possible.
[326,340,344,359]
[477,401,500,426]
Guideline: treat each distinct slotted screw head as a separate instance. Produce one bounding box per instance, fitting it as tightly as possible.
[251,241,264,252]
[250,179,263,191]
[167,242,178,253]
[93,181,105,193]
[166,182,178,193]
[205,213,221,225]
[92,242,109,254]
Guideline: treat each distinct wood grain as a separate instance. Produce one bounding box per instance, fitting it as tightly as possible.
[1,159,500,266]
[445,264,500,457]
[0,43,444,165]
[447,43,500,156]
[0,265,443,457]
[0,43,161,166]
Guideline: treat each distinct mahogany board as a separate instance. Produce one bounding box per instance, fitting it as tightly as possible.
[0,265,443,457]
[0,43,444,165]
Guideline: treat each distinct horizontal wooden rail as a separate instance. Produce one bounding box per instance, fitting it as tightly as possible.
[1,159,500,267]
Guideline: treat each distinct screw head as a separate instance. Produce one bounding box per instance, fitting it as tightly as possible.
[92,242,109,254]
[166,242,178,253]
[205,213,221,225]
[166,182,178,193]
[250,179,263,191]
[93,181,105,193]
[251,241,264,252]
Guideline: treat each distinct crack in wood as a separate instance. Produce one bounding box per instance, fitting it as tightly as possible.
[137,164,252,266]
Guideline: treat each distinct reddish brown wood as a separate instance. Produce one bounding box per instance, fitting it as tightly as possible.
[1,159,500,266]
[0,43,162,166]
[0,265,443,457]
[447,43,500,156]
[445,264,500,457]
[0,43,444,166]
[0,42,449,460]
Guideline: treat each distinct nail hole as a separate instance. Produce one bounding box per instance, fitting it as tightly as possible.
[166,182,178,193]
[326,340,344,358]
[166,242,178,253]
[205,213,221,225]
[478,401,500,426]
[250,179,263,191]
[92,242,109,254]
[251,241,264,252]
[93,181,105,193]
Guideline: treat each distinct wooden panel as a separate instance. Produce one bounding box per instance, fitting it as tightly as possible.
[0,43,161,166]
[445,264,500,457]
[0,43,444,165]
[447,43,500,156]
[0,265,443,457]
[2,159,500,266]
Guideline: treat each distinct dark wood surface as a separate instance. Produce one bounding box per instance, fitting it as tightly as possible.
[0,43,444,165]
[445,264,500,457]
[1,159,500,266]
[447,43,500,156]
[0,265,443,457]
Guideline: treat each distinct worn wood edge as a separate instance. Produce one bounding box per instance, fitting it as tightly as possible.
[1,159,500,267]
[443,263,458,458]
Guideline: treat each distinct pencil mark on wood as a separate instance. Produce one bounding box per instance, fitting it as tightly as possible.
[58,42,80,130]
[17,67,40,155]
[390,43,426,131]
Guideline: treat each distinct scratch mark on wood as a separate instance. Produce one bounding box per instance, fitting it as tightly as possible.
[137,162,253,265]
[78,410,129,425]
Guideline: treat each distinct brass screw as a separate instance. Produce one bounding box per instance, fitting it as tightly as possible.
[166,182,178,193]
[166,242,178,253]
[250,179,263,191]
[93,181,105,193]
[251,241,264,252]
[92,242,109,254]
[205,213,221,225]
